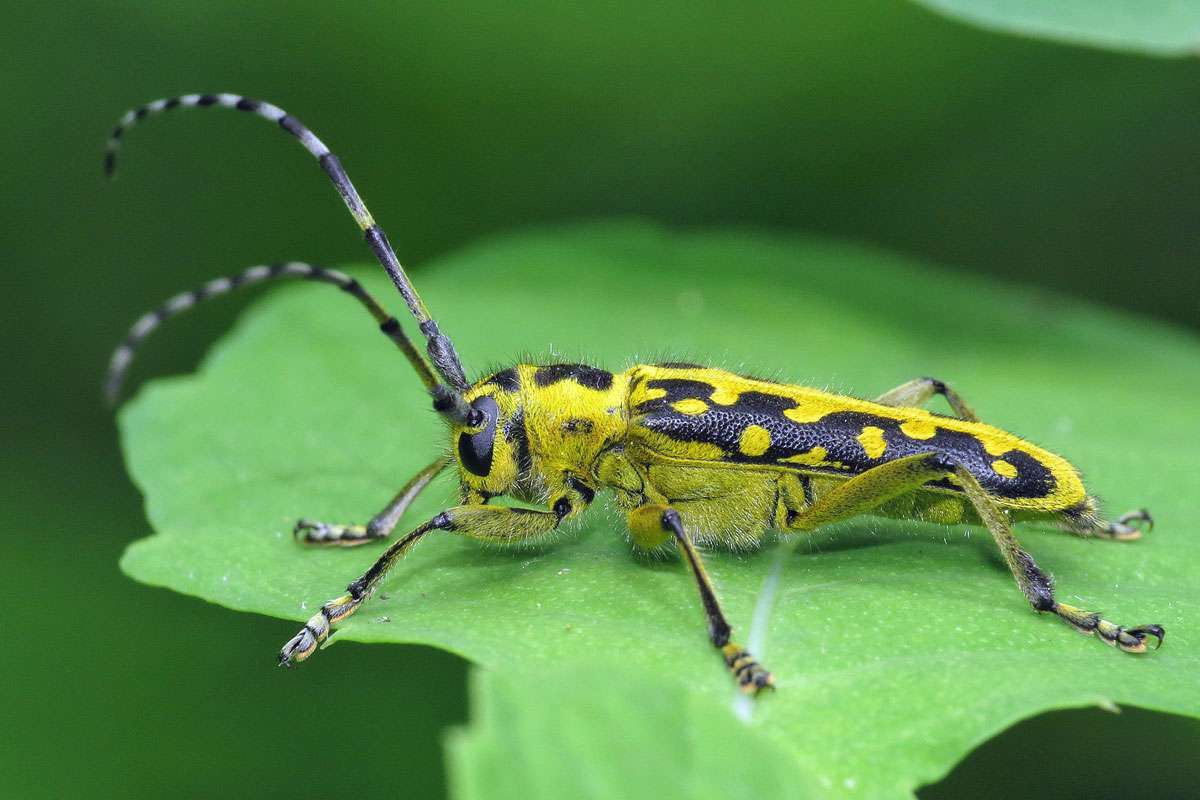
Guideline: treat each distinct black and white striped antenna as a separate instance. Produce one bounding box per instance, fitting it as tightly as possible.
[105,93,469,403]
[103,262,443,406]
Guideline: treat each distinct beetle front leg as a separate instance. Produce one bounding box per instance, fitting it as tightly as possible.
[279,503,564,665]
[294,456,450,546]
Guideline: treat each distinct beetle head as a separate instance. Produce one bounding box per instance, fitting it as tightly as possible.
[451,378,525,500]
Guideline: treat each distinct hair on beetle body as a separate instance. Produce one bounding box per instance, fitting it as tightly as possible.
[106,94,1163,695]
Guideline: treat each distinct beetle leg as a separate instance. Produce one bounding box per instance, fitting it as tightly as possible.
[950,463,1165,653]
[629,504,774,695]
[780,454,1164,655]
[781,453,953,532]
[279,503,566,666]
[874,376,978,421]
[1114,508,1155,536]
[295,456,450,546]
[1058,498,1153,541]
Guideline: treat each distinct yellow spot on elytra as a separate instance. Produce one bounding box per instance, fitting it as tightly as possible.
[783,405,828,424]
[781,446,828,466]
[992,459,1018,478]
[672,398,708,415]
[641,387,667,402]
[900,419,937,440]
[710,386,739,405]
[857,426,887,459]
[738,425,772,457]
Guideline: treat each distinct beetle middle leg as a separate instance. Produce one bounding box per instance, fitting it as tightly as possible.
[874,376,978,421]
[627,504,774,694]
[280,503,564,665]
[295,456,450,546]
[781,454,1164,654]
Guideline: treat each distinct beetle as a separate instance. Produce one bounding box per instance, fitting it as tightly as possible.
[105,93,1163,693]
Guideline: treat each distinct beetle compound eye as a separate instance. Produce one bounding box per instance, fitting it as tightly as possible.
[458,395,499,476]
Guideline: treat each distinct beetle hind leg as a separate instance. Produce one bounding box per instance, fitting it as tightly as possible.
[952,468,1165,653]
[778,454,1165,655]
[1093,508,1155,541]
[1099,507,1156,539]
[1059,497,1153,541]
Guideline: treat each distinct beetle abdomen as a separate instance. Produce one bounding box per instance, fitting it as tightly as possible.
[625,365,1085,512]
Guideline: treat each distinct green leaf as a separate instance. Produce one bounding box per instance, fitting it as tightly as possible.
[909,0,1200,56]
[447,662,822,800]
[120,221,1200,798]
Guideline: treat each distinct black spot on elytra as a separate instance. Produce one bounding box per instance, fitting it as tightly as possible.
[534,363,613,391]
[633,378,1056,500]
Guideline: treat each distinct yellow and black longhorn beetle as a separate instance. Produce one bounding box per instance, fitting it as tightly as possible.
[105,94,1163,694]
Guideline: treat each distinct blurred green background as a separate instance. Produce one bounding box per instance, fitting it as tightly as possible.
[3,1,1198,798]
